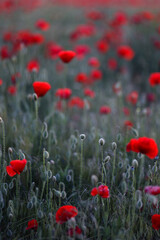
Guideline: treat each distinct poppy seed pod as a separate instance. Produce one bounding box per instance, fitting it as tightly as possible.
[104,156,110,163]
[132,159,138,168]
[112,142,117,150]
[0,117,3,124]
[80,134,86,140]
[99,138,105,146]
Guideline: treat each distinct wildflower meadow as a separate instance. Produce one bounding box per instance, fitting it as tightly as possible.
[1,0,160,239]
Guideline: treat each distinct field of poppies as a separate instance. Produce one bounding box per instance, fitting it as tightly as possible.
[1,1,160,239]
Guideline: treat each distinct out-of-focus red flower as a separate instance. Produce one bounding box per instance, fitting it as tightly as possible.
[55,100,63,112]
[6,159,27,177]
[76,73,88,84]
[32,33,44,45]
[27,60,40,73]
[97,40,109,54]
[56,205,78,224]
[145,186,160,196]
[146,93,156,103]
[124,120,133,129]
[0,45,10,59]
[11,72,21,85]
[55,88,72,100]
[36,19,50,31]
[68,226,82,237]
[3,31,13,42]
[149,73,160,86]
[152,214,160,230]
[74,45,90,59]
[0,79,3,86]
[88,57,100,68]
[126,137,158,159]
[91,185,110,198]
[123,107,130,116]
[72,24,95,40]
[100,106,111,115]
[153,40,160,49]
[59,50,76,63]
[117,46,135,61]
[112,82,122,95]
[108,58,117,71]
[68,97,85,109]
[87,10,104,21]
[126,91,138,105]
[46,42,62,60]
[33,81,51,98]
[90,69,102,81]
[26,219,38,231]
[84,88,95,98]
[7,86,17,95]
[110,12,127,28]
[141,11,154,21]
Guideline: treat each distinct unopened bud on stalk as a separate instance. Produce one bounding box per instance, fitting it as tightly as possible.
[61,191,66,199]
[80,134,86,141]
[8,147,13,154]
[0,117,3,124]
[132,159,138,168]
[112,142,117,151]
[50,160,55,165]
[33,93,38,101]
[99,138,105,146]
[91,175,98,185]
[136,199,143,209]
[104,156,110,163]
[44,150,49,159]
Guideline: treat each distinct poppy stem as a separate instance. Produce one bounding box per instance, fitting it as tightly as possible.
[101,145,104,183]
[0,118,5,175]
[79,139,84,188]
[111,149,116,187]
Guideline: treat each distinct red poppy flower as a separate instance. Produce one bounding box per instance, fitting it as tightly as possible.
[87,11,104,21]
[124,120,133,129]
[46,42,62,60]
[152,214,160,230]
[68,97,85,109]
[0,45,10,59]
[32,33,44,45]
[91,185,110,198]
[11,72,21,85]
[26,219,38,231]
[55,88,72,100]
[123,107,130,116]
[126,137,158,159]
[33,81,51,98]
[96,40,109,54]
[0,79,3,86]
[67,226,82,237]
[7,86,17,95]
[6,159,27,177]
[84,88,95,98]
[117,45,135,61]
[108,58,117,71]
[76,73,88,84]
[74,45,90,59]
[145,186,160,196]
[149,73,160,86]
[88,57,100,68]
[56,205,78,224]
[27,60,40,73]
[100,106,111,115]
[90,69,102,81]
[126,91,138,105]
[3,31,13,42]
[110,12,127,28]
[36,19,50,31]
[59,50,76,63]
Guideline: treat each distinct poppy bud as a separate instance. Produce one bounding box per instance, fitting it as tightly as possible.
[33,93,38,101]
[132,159,138,168]
[47,170,52,179]
[66,175,72,182]
[99,138,105,146]
[118,162,123,168]
[31,196,37,205]
[53,189,62,197]
[27,201,33,209]
[112,142,117,150]
[80,134,86,140]
[52,176,57,182]
[9,213,13,220]
[104,156,110,163]
[61,191,67,199]
[131,128,139,137]
[91,175,98,185]
[38,210,44,218]
[0,117,3,124]
[136,199,143,209]
[43,150,49,159]
[8,147,13,154]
